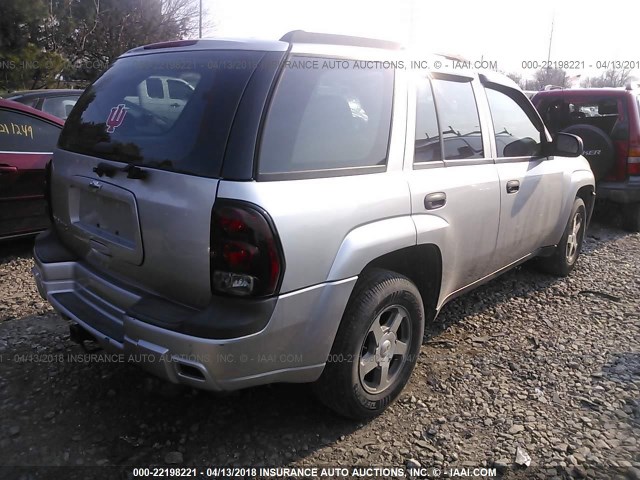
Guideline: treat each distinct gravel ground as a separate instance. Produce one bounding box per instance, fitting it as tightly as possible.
[0,210,638,480]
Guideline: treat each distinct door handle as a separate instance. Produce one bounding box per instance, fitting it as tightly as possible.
[506,180,520,194]
[424,192,446,210]
[0,165,18,174]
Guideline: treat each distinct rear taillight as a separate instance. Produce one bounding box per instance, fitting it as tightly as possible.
[628,145,640,176]
[210,201,284,297]
[44,160,54,223]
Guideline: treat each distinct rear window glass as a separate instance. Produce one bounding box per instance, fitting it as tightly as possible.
[259,57,394,176]
[59,51,265,178]
[42,95,79,120]
[537,96,628,139]
[0,109,61,152]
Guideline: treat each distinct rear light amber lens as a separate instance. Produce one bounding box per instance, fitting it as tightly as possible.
[210,201,283,297]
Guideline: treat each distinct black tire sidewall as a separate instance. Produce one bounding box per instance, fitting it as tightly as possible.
[326,272,424,418]
[348,286,423,412]
[560,198,587,271]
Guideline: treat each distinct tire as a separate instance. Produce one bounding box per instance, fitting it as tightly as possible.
[537,197,586,276]
[622,203,640,232]
[561,124,614,181]
[312,269,424,419]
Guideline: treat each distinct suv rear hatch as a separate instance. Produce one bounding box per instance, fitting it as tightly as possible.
[51,46,283,308]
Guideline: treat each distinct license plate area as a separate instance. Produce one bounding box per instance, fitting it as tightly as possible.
[67,176,144,265]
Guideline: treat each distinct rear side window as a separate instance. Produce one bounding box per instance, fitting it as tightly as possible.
[59,50,267,178]
[259,57,394,177]
[414,78,442,163]
[431,79,484,160]
[0,109,61,152]
[145,78,164,99]
[485,87,542,157]
[11,97,38,108]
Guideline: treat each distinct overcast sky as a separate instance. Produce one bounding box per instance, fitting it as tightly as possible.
[205,0,640,81]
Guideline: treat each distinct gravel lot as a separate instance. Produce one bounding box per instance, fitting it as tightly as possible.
[0,209,638,480]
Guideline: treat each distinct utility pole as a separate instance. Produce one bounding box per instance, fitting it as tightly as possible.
[199,0,202,38]
[546,14,555,66]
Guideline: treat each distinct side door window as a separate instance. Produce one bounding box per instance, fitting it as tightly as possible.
[167,79,194,101]
[414,78,442,164]
[431,78,484,160]
[485,87,543,157]
[0,109,61,153]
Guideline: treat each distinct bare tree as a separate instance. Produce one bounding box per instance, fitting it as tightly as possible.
[581,69,633,88]
[530,67,569,90]
[505,71,528,90]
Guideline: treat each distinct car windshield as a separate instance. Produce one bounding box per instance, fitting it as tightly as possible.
[59,50,266,178]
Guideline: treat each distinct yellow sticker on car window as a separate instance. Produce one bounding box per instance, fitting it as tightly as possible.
[0,123,35,139]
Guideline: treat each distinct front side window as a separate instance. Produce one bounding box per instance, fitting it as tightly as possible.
[259,57,394,176]
[0,109,61,152]
[414,78,442,163]
[486,87,542,157]
[431,79,484,160]
[167,79,194,101]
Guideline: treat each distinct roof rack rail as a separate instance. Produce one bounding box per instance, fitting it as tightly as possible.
[279,30,402,50]
[543,84,564,91]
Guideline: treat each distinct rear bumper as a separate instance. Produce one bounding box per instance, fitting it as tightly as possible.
[32,231,356,391]
[597,179,640,204]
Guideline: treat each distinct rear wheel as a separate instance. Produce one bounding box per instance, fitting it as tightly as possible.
[312,269,424,419]
[622,203,640,232]
[537,197,586,276]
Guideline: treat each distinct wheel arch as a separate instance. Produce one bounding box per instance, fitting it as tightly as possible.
[553,170,595,244]
[359,243,443,324]
[576,183,596,227]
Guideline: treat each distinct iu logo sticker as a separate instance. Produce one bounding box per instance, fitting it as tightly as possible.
[106,104,128,133]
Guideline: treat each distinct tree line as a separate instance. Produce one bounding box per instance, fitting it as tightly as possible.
[506,67,635,91]
[0,0,203,91]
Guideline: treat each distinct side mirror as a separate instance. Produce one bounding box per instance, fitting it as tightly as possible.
[552,132,583,157]
[503,137,540,157]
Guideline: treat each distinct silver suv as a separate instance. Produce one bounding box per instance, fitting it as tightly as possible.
[32,31,595,419]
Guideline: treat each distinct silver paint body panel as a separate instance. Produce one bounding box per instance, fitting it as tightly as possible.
[34,40,595,389]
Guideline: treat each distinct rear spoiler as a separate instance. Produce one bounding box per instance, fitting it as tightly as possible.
[280,30,402,51]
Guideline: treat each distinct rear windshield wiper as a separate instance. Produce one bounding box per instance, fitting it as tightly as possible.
[93,162,147,180]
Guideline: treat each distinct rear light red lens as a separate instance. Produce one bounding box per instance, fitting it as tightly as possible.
[210,202,283,297]
[628,146,640,176]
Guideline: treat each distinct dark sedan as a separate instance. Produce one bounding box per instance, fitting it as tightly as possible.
[0,99,64,240]
[3,89,82,120]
